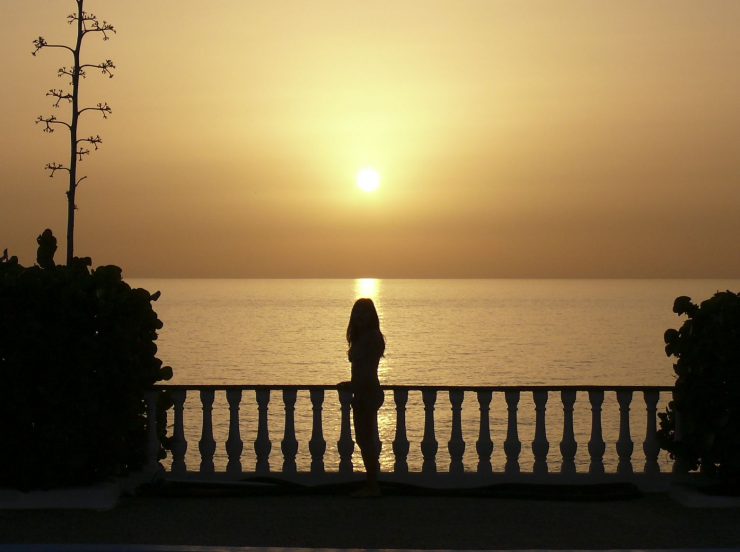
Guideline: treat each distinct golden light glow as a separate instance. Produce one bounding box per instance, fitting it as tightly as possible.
[3,3,739,277]
[356,167,380,193]
[354,277,388,385]
[354,277,379,300]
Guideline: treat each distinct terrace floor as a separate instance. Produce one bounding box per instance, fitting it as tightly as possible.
[1,480,739,550]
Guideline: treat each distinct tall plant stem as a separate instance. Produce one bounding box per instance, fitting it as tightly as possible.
[66,0,84,265]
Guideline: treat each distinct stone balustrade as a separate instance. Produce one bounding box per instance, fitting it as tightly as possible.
[145,385,674,487]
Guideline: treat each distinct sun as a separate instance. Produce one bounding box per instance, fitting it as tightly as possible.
[356,167,380,193]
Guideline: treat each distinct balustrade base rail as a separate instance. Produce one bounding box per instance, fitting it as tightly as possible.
[159,470,672,492]
[146,384,676,490]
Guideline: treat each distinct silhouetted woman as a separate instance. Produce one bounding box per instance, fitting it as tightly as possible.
[344,298,385,496]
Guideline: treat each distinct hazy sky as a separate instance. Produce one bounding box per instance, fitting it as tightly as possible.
[1,1,739,277]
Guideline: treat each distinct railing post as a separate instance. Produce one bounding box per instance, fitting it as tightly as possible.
[170,389,187,474]
[337,387,354,475]
[643,390,660,474]
[672,403,689,475]
[225,389,243,475]
[532,390,549,475]
[616,390,634,475]
[448,390,465,474]
[588,390,605,475]
[421,389,438,474]
[157,393,169,469]
[198,389,216,474]
[145,391,160,471]
[476,390,493,474]
[281,389,298,474]
[156,384,668,478]
[309,389,326,474]
[560,390,577,474]
[504,390,521,474]
[254,389,271,474]
[393,389,410,474]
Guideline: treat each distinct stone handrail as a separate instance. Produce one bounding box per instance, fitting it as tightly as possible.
[145,384,674,486]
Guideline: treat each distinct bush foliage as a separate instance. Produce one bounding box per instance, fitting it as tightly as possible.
[0,234,171,490]
[658,291,740,484]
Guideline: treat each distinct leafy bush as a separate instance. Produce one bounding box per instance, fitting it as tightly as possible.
[658,291,740,486]
[0,233,171,490]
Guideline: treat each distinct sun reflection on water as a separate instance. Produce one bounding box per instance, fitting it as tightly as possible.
[354,277,380,303]
[353,277,389,380]
[377,399,397,471]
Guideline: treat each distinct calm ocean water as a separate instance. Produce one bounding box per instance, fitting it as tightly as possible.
[130,278,740,473]
[131,278,740,386]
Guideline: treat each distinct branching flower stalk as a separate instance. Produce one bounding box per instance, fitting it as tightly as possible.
[33,0,115,264]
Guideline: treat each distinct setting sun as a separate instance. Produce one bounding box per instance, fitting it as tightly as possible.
[3,2,740,279]
[356,168,380,193]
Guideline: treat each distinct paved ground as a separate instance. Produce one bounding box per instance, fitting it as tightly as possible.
[1,484,740,550]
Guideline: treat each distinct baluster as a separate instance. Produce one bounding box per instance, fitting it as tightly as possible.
[392,389,410,474]
[225,389,243,475]
[145,391,159,470]
[559,390,577,474]
[281,389,298,474]
[309,389,326,474]
[643,390,660,474]
[476,390,493,474]
[337,387,354,474]
[157,394,168,468]
[198,389,216,473]
[532,390,549,475]
[588,390,605,475]
[504,390,521,474]
[421,389,438,474]
[448,390,465,474]
[672,395,688,474]
[170,389,187,474]
[616,390,634,474]
[254,389,271,474]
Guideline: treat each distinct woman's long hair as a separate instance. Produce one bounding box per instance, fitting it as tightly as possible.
[346,298,385,360]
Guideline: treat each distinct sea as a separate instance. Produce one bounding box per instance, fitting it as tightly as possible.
[130,278,740,474]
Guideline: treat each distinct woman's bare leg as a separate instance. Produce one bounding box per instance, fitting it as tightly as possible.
[353,406,380,495]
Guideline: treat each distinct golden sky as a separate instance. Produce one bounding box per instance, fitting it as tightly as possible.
[1,1,739,277]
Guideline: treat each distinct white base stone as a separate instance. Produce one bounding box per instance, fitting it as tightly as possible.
[0,466,163,510]
[0,482,120,510]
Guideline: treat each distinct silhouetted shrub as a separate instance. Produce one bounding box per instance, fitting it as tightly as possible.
[658,291,740,487]
[0,235,171,490]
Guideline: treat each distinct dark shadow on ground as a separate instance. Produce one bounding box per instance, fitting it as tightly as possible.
[144,477,642,501]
